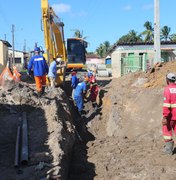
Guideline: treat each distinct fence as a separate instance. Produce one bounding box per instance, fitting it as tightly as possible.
[121,55,147,76]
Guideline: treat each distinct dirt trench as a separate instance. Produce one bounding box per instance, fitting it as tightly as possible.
[0,75,111,179]
[68,63,176,180]
[1,61,176,180]
[0,80,76,179]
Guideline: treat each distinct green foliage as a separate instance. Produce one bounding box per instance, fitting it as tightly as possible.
[95,20,176,54]
[73,29,87,40]
[96,41,111,58]
[170,34,176,42]
[160,26,171,41]
[118,30,143,44]
[141,21,154,42]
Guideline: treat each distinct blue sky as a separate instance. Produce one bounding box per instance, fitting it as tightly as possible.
[0,0,175,52]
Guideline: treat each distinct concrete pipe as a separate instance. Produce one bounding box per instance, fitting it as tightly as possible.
[97,70,109,77]
[97,64,106,70]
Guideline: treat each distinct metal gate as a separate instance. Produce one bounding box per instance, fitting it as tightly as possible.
[121,55,146,76]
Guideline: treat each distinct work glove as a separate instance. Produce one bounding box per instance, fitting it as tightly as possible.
[162,117,167,125]
[27,72,32,78]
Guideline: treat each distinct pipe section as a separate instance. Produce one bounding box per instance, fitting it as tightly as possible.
[14,125,21,167]
[20,112,28,165]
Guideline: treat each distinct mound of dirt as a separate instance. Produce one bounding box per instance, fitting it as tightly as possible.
[84,61,176,179]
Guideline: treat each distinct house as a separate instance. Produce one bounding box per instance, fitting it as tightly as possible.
[8,49,29,71]
[0,40,12,73]
[110,42,176,78]
[86,53,104,71]
[86,53,103,64]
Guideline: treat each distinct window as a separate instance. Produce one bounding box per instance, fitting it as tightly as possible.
[15,58,21,64]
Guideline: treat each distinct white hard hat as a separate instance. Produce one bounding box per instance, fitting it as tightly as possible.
[56,58,62,62]
[166,73,176,81]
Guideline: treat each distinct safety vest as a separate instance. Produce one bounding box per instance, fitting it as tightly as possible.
[163,83,176,120]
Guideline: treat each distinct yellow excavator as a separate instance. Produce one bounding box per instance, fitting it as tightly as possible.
[41,0,88,85]
[41,0,67,85]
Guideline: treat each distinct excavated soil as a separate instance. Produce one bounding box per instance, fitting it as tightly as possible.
[1,61,176,179]
[83,61,176,180]
[0,80,75,179]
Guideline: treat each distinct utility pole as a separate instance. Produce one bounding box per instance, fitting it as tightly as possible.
[154,0,161,64]
[4,34,6,41]
[23,39,26,52]
[12,24,15,66]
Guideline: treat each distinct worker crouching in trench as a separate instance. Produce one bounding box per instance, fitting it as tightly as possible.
[74,76,89,117]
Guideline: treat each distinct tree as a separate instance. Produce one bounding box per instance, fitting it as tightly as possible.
[170,33,176,42]
[160,26,171,41]
[117,30,142,44]
[72,29,87,39]
[104,41,111,53]
[141,21,154,42]
[96,41,111,58]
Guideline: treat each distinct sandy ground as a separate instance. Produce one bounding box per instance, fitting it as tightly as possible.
[1,61,176,179]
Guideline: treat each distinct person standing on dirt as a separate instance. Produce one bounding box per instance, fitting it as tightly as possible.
[48,57,62,88]
[28,47,49,96]
[74,76,89,117]
[87,71,99,111]
[162,73,176,155]
[71,71,79,101]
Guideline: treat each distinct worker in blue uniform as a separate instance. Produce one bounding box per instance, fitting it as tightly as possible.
[74,76,89,117]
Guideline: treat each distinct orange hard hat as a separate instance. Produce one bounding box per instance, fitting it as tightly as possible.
[84,76,89,82]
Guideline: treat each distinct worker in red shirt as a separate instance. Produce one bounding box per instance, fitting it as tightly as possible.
[88,72,99,111]
[162,73,176,155]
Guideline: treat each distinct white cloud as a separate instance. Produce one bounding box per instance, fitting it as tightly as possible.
[123,5,132,11]
[70,10,87,17]
[142,4,153,10]
[52,3,71,14]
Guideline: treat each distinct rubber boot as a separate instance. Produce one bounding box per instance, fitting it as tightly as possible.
[78,111,82,116]
[94,104,98,112]
[163,141,174,155]
[37,91,42,97]
[93,102,98,112]
[42,87,45,94]
[78,110,85,119]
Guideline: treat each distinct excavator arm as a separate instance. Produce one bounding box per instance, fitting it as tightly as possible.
[41,0,67,85]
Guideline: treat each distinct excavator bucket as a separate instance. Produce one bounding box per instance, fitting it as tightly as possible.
[0,65,14,86]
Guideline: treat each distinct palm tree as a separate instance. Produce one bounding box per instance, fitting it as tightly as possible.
[170,33,176,42]
[128,30,142,42]
[104,41,111,53]
[96,41,111,58]
[141,21,154,42]
[160,26,171,41]
[117,30,142,43]
[73,29,87,39]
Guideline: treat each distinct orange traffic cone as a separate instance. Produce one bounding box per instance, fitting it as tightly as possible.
[0,64,13,86]
[13,66,21,82]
